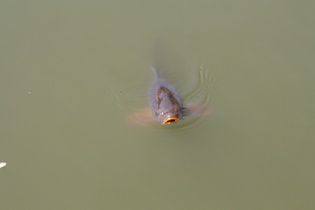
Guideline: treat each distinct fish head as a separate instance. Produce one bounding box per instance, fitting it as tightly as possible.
[153,108,182,125]
[151,85,184,125]
[158,93,183,124]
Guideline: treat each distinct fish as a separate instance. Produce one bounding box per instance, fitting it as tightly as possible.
[149,68,184,124]
[126,67,212,125]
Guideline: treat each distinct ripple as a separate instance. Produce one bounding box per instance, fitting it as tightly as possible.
[108,65,226,132]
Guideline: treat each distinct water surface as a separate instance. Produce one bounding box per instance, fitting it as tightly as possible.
[1,1,315,209]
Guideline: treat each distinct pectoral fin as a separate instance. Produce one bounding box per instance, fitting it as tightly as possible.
[125,109,154,126]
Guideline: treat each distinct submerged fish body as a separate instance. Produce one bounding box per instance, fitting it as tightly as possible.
[150,68,184,124]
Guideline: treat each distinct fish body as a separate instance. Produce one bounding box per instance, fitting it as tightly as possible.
[149,68,184,124]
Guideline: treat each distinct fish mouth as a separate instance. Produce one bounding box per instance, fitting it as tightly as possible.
[162,117,180,125]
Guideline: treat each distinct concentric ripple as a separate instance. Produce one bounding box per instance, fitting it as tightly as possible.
[107,65,225,132]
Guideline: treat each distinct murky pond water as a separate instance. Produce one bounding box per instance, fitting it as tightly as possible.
[1,1,315,209]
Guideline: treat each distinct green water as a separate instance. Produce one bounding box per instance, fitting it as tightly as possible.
[1,1,315,209]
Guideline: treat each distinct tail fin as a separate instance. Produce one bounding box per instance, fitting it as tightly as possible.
[151,67,160,79]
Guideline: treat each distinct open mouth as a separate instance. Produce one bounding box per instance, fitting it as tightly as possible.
[162,118,180,124]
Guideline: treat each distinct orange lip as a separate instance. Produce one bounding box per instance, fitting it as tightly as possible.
[162,117,180,124]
